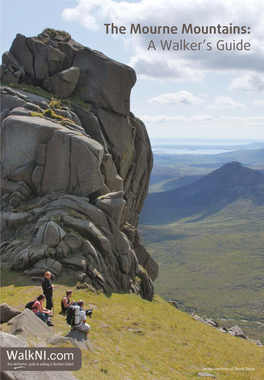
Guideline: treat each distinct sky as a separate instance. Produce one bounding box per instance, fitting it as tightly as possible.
[1,0,264,141]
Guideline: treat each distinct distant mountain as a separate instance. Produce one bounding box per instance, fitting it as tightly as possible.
[153,148,264,171]
[189,148,264,167]
[141,162,264,224]
[239,142,264,150]
[149,174,206,193]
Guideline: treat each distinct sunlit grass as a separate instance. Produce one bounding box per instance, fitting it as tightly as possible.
[140,204,264,344]
[1,269,263,380]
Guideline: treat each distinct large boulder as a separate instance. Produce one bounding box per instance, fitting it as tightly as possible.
[72,106,108,149]
[1,115,60,176]
[43,67,80,98]
[1,115,105,197]
[47,335,82,349]
[8,34,35,82]
[24,258,62,277]
[12,246,50,270]
[1,212,32,233]
[61,256,87,271]
[0,331,28,347]
[134,244,159,282]
[65,329,93,351]
[9,33,65,84]
[72,48,136,115]
[0,303,21,323]
[94,191,126,228]
[138,268,154,301]
[123,223,159,281]
[1,69,20,84]
[228,326,248,339]
[7,309,54,338]
[33,221,66,247]
[5,30,136,115]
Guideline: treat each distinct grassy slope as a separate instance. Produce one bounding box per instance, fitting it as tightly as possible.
[1,269,263,380]
[140,203,264,344]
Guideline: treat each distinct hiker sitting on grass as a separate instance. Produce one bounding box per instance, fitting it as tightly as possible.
[72,300,90,336]
[31,295,54,327]
[61,290,75,313]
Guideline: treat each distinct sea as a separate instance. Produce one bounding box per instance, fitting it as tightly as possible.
[150,139,264,155]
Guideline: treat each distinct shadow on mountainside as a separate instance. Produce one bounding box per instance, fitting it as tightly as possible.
[140,162,264,225]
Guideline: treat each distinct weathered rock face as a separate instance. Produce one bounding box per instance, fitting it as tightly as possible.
[0,303,21,323]
[0,29,157,300]
[7,308,54,338]
[1,29,135,115]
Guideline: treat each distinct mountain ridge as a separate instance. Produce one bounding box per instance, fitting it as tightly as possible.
[141,161,264,224]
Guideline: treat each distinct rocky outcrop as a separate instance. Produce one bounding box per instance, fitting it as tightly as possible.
[0,303,21,323]
[43,67,80,98]
[228,325,248,339]
[65,329,93,351]
[192,314,263,347]
[0,29,157,300]
[122,223,159,281]
[7,308,54,338]
[47,334,93,351]
[1,29,135,115]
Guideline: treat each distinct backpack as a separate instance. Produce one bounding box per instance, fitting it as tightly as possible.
[66,304,80,327]
[25,300,37,310]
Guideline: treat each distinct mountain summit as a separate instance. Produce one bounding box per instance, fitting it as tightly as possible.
[141,161,264,224]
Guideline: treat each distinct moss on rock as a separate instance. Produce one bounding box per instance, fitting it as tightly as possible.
[48,99,62,110]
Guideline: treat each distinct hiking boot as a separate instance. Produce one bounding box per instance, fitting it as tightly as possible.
[47,321,54,327]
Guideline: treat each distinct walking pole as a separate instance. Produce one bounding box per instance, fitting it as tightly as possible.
[52,284,55,317]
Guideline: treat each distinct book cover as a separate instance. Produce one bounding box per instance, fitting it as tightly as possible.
[1,1,263,379]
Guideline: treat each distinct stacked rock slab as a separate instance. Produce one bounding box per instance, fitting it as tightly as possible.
[0,29,157,301]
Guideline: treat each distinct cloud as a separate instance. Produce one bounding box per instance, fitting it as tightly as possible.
[62,0,264,82]
[207,96,247,109]
[139,114,214,123]
[140,114,264,127]
[121,51,205,83]
[252,99,264,106]
[219,115,264,126]
[191,115,214,121]
[148,91,203,105]
[244,122,264,126]
[228,73,264,92]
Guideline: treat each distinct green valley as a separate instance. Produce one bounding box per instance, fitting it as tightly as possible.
[140,161,264,343]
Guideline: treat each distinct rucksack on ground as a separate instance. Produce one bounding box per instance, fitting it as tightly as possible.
[25,300,37,310]
[66,304,80,327]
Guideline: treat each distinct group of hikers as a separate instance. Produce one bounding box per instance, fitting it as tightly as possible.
[26,271,91,336]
